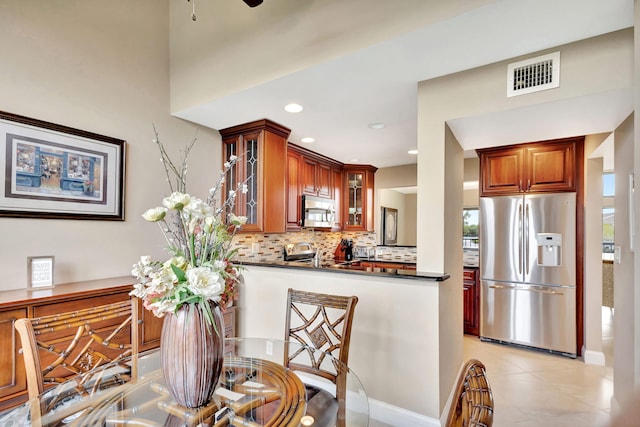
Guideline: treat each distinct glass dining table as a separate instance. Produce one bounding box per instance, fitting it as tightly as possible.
[0,337,369,427]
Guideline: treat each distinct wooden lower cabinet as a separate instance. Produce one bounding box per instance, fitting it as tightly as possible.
[223,306,236,339]
[463,268,480,336]
[0,308,27,410]
[0,277,237,410]
[138,299,163,351]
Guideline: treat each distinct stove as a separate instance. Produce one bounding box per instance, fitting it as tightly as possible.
[283,242,317,262]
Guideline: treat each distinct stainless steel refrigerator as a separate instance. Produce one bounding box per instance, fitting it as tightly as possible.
[479,192,576,356]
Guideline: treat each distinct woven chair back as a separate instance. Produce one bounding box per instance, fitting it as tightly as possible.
[446,358,494,427]
[15,299,138,400]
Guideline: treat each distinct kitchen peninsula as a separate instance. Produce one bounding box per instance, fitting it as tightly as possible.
[235,260,451,422]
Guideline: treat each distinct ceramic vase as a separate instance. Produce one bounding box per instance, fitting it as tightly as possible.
[160,301,224,408]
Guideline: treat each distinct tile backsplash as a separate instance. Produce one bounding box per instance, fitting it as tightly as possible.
[232,231,417,264]
[374,246,417,263]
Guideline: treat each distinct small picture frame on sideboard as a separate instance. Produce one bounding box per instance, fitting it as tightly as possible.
[27,256,55,290]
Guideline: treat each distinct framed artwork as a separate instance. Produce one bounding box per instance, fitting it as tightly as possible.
[382,207,398,246]
[0,110,125,220]
[27,256,55,289]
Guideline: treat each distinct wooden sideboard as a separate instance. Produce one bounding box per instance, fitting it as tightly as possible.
[0,276,236,410]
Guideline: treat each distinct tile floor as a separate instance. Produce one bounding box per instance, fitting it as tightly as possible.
[369,308,614,427]
[463,307,614,427]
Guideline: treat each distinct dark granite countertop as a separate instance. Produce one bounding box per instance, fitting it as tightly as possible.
[237,259,450,282]
[352,257,417,265]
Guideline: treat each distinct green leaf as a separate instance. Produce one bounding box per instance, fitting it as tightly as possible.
[170,264,187,282]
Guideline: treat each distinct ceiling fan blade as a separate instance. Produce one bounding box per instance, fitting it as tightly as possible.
[242,0,263,6]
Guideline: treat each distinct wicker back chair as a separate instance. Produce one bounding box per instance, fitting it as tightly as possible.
[283,288,358,427]
[15,299,138,400]
[445,359,494,427]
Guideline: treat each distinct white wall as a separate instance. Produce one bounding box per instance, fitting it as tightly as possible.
[463,157,480,208]
[378,189,417,246]
[583,134,608,365]
[375,163,418,246]
[238,265,442,421]
[614,113,636,406]
[0,2,220,290]
[439,125,465,413]
[633,0,640,395]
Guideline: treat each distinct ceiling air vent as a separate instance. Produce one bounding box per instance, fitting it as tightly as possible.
[507,52,560,97]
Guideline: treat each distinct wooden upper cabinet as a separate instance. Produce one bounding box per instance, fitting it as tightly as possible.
[316,163,332,198]
[300,153,333,198]
[478,136,583,196]
[331,167,343,230]
[478,146,524,195]
[343,164,377,231]
[220,119,290,233]
[301,157,319,196]
[286,148,303,231]
[287,144,344,231]
[526,141,576,193]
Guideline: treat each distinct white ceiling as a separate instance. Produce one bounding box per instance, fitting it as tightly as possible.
[175,0,634,169]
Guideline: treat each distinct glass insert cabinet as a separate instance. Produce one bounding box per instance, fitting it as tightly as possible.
[343,165,377,231]
[220,119,291,233]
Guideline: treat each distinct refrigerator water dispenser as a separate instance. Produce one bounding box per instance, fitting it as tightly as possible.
[536,233,562,266]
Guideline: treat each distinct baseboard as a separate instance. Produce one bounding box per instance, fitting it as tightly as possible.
[297,372,441,426]
[584,349,606,366]
[368,398,440,427]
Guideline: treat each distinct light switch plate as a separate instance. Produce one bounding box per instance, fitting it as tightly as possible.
[614,246,621,264]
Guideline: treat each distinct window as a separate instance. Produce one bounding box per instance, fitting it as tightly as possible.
[603,173,615,197]
[463,208,479,248]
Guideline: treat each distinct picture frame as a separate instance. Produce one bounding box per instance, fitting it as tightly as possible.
[0,110,125,220]
[381,207,398,246]
[27,256,55,290]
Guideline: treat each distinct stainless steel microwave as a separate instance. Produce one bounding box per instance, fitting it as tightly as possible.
[301,195,335,228]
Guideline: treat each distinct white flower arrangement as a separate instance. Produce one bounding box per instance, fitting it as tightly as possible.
[130,128,247,327]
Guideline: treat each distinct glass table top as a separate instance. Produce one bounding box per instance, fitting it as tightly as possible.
[0,337,369,427]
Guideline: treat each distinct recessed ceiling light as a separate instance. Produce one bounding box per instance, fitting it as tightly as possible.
[284,103,303,113]
[408,149,418,155]
[301,137,315,143]
[349,158,359,163]
[368,122,385,129]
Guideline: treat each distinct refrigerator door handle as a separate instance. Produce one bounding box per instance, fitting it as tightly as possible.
[488,284,566,295]
[525,203,530,275]
[518,203,523,276]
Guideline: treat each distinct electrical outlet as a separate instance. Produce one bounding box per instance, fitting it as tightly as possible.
[266,340,273,356]
[251,243,260,254]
